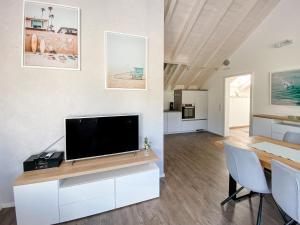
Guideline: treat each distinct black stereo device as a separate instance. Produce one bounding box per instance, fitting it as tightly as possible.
[23,151,64,172]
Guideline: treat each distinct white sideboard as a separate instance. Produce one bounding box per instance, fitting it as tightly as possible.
[14,151,160,225]
[253,115,300,140]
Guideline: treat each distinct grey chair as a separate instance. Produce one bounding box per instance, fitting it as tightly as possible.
[283,131,300,145]
[222,142,271,225]
[272,160,300,225]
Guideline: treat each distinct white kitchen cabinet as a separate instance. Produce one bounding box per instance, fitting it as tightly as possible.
[181,120,195,132]
[164,112,208,134]
[166,112,182,133]
[194,91,208,119]
[180,90,208,119]
[182,91,195,104]
[252,117,272,137]
[196,120,208,130]
[181,120,207,132]
[164,113,168,133]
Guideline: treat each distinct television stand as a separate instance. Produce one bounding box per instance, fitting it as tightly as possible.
[13,150,160,225]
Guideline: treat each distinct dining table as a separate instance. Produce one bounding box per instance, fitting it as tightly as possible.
[215,135,300,202]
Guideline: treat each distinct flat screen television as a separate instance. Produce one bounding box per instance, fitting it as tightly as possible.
[65,115,139,161]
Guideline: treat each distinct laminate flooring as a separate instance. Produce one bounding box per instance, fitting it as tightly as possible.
[0,132,283,225]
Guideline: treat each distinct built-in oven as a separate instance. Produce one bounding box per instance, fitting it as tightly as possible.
[182,104,195,119]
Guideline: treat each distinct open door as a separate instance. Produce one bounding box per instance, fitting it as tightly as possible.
[224,74,252,137]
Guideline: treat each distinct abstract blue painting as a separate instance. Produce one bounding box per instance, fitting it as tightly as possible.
[271,69,300,106]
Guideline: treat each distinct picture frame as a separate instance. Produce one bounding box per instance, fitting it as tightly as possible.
[105,31,148,90]
[270,68,300,106]
[22,0,80,70]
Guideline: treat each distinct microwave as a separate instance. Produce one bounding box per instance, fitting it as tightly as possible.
[182,105,195,119]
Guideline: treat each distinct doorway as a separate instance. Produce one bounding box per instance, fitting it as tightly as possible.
[224,74,252,137]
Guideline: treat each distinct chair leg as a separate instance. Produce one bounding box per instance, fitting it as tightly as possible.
[221,186,244,206]
[271,196,291,223]
[256,194,264,225]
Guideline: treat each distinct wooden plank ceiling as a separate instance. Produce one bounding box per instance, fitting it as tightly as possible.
[164,0,280,90]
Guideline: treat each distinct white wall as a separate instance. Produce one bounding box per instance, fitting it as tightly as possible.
[229,97,250,128]
[0,0,164,205]
[164,90,174,110]
[204,0,300,135]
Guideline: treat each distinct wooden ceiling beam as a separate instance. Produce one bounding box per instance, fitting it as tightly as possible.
[164,63,172,75]
[168,64,186,89]
[185,0,260,87]
[165,0,177,26]
[165,64,180,89]
[169,0,207,60]
[196,0,280,86]
[171,66,189,89]
[177,0,234,85]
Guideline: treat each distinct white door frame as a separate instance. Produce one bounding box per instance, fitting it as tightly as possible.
[223,73,254,137]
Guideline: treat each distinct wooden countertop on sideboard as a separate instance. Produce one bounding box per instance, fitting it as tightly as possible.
[14,150,159,186]
[253,114,300,123]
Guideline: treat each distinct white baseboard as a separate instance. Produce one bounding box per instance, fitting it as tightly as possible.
[1,202,15,209]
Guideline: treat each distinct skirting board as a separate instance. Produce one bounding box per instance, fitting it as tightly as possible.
[1,202,14,209]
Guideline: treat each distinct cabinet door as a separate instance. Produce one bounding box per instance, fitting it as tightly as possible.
[167,112,181,133]
[59,178,115,223]
[182,91,195,104]
[194,91,208,119]
[164,113,168,134]
[181,120,196,132]
[14,180,59,225]
[115,166,159,208]
[252,117,272,137]
[194,120,208,130]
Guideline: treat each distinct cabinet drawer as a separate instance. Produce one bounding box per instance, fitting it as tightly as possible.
[196,120,207,130]
[181,120,195,131]
[115,167,159,208]
[59,178,114,206]
[59,196,114,222]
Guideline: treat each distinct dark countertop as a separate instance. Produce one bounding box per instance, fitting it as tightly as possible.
[164,110,181,113]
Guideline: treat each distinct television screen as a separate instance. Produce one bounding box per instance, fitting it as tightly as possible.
[65,115,139,161]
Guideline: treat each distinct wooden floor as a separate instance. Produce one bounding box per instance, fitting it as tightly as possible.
[229,126,250,139]
[0,132,282,225]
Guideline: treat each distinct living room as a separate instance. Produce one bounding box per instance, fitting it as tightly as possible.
[1,0,300,225]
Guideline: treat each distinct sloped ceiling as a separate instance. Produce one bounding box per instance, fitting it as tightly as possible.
[164,0,280,90]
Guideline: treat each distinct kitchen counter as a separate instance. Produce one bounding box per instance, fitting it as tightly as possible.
[164,110,181,113]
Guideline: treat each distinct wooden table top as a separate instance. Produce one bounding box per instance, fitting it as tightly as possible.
[14,150,159,186]
[215,136,300,171]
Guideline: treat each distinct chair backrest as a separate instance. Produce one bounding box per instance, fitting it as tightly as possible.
[272,160,300,222]
[283,132,300,145]
[223,142,269,193]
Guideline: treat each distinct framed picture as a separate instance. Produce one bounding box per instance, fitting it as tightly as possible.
[22,0,80,70]
[270,69,300,106]
[105,31,147,89]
